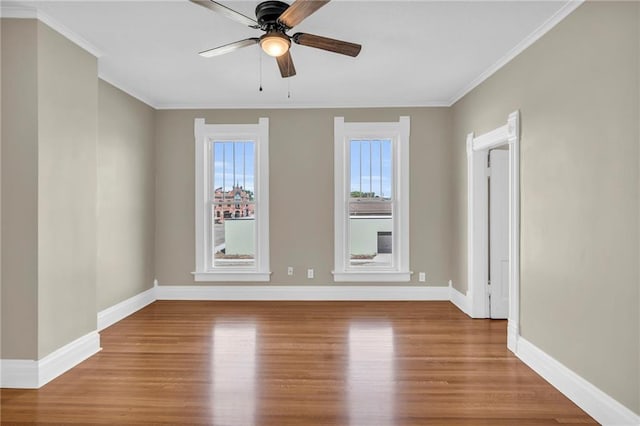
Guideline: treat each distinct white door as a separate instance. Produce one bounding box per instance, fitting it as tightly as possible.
[489,149,509,319]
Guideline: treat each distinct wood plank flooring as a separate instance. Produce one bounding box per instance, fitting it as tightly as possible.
[1,301,596,425]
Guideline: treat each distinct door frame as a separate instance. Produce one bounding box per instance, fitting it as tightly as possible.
[466,110,520,352]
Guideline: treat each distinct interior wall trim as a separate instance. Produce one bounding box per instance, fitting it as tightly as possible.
[97,74,157,110]
[2,1,585,110]
[97,287,157,331]
[466,111,521,343]
[516,335,640,426]
[0,5,155,108]
[5,288,638,423]
[450,284,639,423]
[0,331,101,389]
[448,283,471,316]
[448,0,584,105]
[155,284,451,301]
[0,5,103,58]
[0,360,38,388]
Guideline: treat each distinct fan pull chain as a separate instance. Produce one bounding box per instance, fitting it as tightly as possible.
[287,61,291,99]
[259,51,263,92]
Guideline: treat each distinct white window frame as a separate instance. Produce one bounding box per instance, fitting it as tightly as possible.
[193,118,270,282]
[333,116,411,282]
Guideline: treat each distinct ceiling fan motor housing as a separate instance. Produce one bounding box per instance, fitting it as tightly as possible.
[255,1,290,29]
[191,0,361,78]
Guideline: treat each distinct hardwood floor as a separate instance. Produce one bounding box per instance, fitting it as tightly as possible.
[1,301,596,425]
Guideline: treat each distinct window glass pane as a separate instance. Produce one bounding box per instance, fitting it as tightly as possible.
[381,141,392,200]
[349,203,392,267]
[348,138,393,267]
[350,142,360,194]
[349,139,392,199]
[212,141,256,268]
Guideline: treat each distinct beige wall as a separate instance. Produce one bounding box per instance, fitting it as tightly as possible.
[1,19,156,361]
[155,108,453,286]
[0,17,2,360]
[36,22,98,358]
[1,19,39,359]
[451,2,639,413]
[97,80,155,311]
[1,19,99,359]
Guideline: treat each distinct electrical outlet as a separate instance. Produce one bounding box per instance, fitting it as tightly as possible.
[307,269,314,279]
[287,267,294,276]
[418,272,426,282]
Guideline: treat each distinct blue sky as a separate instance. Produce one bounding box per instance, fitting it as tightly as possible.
[213,141,255,193]
[350,139,392,198]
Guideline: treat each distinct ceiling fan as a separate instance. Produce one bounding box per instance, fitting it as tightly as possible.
[189,0,362,78]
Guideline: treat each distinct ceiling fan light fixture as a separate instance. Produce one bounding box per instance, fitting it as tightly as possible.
[192,0,361,78]
[260,32,290,57]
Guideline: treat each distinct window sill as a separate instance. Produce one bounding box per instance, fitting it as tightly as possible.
[192,271,272,282]
[332,271,412,282]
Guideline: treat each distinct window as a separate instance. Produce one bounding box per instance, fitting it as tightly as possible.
[333,117,410,282]
[194,118,270,282]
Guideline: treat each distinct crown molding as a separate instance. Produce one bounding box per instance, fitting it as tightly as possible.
[154,101,451,110]
[1,4,156,109]
[2,1,584,110]
[448,0,584,106]
[98,71,158,109]
[1,5,103,58]
[0,4,35,19]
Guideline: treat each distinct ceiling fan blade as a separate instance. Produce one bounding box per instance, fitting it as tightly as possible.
[276,51,296,78]
[189,0,260,28]
[199,38,259,58]
[277,0,330,29]
[292,33,361,57]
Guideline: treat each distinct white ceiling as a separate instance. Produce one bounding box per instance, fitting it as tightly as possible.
[3,0,579,109]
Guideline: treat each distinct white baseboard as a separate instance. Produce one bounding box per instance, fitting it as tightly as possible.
[38,331,101,387]
[97,287,156,331]
[516,336,640,426]
[156,284,450,301]
[507,320,518,353]
[0,360,38,388]
[5,284,638,425]
[449,284,471,316]
[1,331,101,389]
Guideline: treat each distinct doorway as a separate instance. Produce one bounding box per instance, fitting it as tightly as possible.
[466,111,520,352]
[489,149,509,319]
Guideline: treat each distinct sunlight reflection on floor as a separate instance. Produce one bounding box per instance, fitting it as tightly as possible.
[348,321,395,426]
